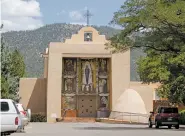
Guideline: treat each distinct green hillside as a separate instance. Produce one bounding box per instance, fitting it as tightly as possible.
[2,23,144,81]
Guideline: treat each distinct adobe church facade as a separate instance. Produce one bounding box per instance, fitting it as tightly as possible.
[19,26,159,122]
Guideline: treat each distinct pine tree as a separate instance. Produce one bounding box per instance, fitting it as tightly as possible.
[1,25,26,101]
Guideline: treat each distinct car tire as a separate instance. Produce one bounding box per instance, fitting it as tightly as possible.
[17,126,24,133]
[168,125,172,129]
[155,121,159,129]
[148,120,152,128]
[175,125,179,129]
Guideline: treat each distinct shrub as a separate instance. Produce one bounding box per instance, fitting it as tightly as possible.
[179,110,185,125]
[30,113,46,122]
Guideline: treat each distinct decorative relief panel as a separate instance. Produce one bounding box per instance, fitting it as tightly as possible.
[79,59,96,94]
[62,58,109,94]
[95,58,99,93]
[62,96,76,110]
[62,58,110,111]
[98,58,108,78]
[63,78,76,94]
[62,58,77,94]
[99,96,109,109]
[76,58,80,93]
[98,58,109,93]
[63,59,77,77]
[98,79,108,93]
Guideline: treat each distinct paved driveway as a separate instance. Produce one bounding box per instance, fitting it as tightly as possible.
[12,123,185,136]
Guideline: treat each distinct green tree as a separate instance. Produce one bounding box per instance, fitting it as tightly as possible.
[1,35,12,99]
[10,49,26,77]
[1,25,26,101]
[1,75,9,98]
[108,0,185,104]
[9,49,26,101]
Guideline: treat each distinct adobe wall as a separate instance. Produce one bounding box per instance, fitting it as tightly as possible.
[19,78,47,114]
[129,82,160,113]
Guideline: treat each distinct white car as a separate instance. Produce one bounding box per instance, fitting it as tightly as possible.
[0,99,22,135]
[16,103,31,129]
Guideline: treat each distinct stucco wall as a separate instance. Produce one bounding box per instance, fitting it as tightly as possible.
[19,78,47,114]
[47,52,62,122]
[129,86,153,114]
[46,27,112,122]
[110,89,148,123]
[65,27,107,44]
[110,82,158,123]
[129,82,160,113]
[111,51,130,110]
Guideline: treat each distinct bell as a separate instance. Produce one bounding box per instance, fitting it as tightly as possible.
[86,35,90,39]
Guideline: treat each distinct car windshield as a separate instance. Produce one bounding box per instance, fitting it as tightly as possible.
[161,108,178,113]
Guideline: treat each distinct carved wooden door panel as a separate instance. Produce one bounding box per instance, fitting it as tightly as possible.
[78,96,96,117]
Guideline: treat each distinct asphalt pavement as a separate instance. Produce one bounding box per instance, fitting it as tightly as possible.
[11,122,185,136]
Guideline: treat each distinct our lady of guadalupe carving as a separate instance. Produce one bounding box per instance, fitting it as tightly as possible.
[82,61,93,93]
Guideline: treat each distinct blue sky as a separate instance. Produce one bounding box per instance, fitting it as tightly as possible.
[1,0,125,31]
[38,0,125,26]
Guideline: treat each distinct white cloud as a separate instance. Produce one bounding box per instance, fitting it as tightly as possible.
[1,0,43,31]
[69,10,84,21]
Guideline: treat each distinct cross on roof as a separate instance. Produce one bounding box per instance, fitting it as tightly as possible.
[84,9,93,26]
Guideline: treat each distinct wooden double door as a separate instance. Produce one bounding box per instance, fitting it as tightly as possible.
[77,95,96,117]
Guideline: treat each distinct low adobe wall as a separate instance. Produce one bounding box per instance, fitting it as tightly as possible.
[19,78,47,114]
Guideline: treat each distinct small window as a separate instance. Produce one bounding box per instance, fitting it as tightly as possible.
[84,32,92,41]
[1,102,9,112]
